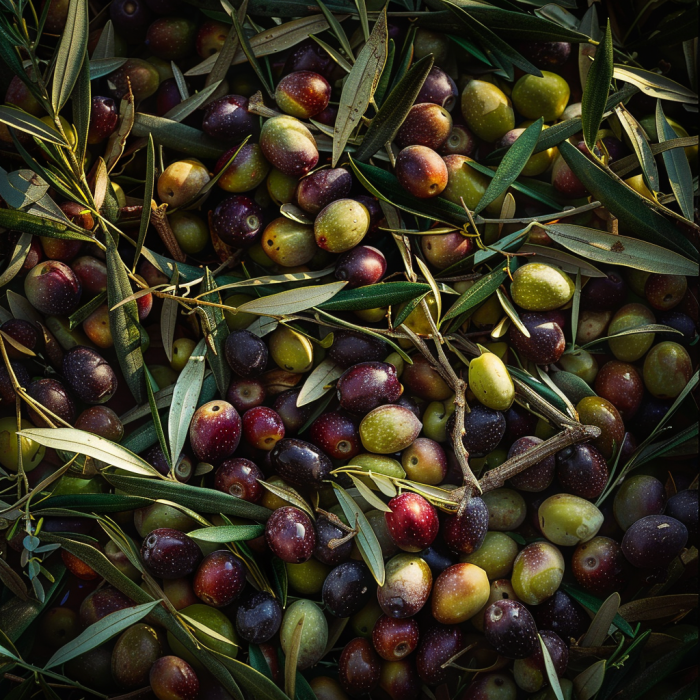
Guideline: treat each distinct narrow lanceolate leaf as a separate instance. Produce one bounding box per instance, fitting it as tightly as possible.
[538,634,565,700]
[51,0,89,112]
[558,140,699,262]
[574,660,606,700]
[542,223,698,277]
[349,475,391,512]
[145,367,169,469]
[237,281,348,316]
[332,7,388,166]
[72,56,91,168]
[91,19,115,60]
[582,592,621,648]
[133,135,155,270]
[187,525,264,543]
[200,270,231,397]
[615,104,659,194]
[19,428,161,477]
[89,57,127,81]
[161,268,179,363]
[578,4,601,89]
[259,480,315,519]
[320,282,432,312]
[0,107,68,145]
[131,113,227,159]
[314,0,354,62]
[284,615,305,700]
[561,584,636,637]
[103,473,272,521]
[354,54,434,162]
[332,484,385,585]
[657,102,694,221]
[581,20,613,152]
[44,601,158,669]
[169,338,207,468]
[475,119,543,214]
[164,81,223,122]
[613,65,699,104]
[106,235,146,404]
[0,233,32,288]
[441,264,511,323]
[297,358,344,407]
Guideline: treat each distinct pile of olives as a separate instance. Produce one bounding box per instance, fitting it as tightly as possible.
[0,1,697,699]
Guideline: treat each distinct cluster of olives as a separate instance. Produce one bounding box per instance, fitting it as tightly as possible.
[0,0,697,699]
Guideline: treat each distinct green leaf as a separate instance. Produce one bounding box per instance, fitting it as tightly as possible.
[71,56,91,168]
[557,140,699,261]
[39,493,152,512]
[373,38,395,107]
[441,265,510,323]
[561,583,636,637]
[351,157,470,225]
[145,366,169,470]
[574,660,607,700]
[0,560,65,643]
[106,234,146,403]
[214,653,289,700]
[297,358,344,407]
[615,104,659,194]
[237,281,348,316]
[542,223,698,276]
[0,106,67,144]
[475,119,543,214]
[133,135,154,269]
[44,601,158,669]
[314,0,354,62]
[442,0,543,79]
[318,281,431,311]
[103,473,272,521]
[200,270,231,397]
[354,54,434,162]
[19,427,162,477]
[333,7,388,166]
[90,19,115,60]
[225,0,274,99]
[259,480,315,519]
[613,65,699,104]
[285,615,304,699]
[51,0,89,112]
[169,338,207,467]
[582,592,621,647]
[582,18,612,151]
[538,634,565,700]
[332,483,385,585]
[131,113,228,159]
[580,324,680,351]
[0,232,32,288]
[187,524,264,542]
[89,57,127,80]
[656,102,695,221]
[249,644,273,680]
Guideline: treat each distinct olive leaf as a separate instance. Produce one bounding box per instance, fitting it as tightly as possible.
[51,0,89,112]
[615,103,659,194]
[91,19,115,60]
[169,338,207,468]
[333,7,388,166]
[519,244,606,278]
[0,106,69,144]
[200,269,231,396]
[349,475,392,512]
[297,358,344,407]
[582,592,621,648]
[259,480,315,519]
[284,615,304,699]
[237,281,348,316]
[332,483,385,585]
[314,0,354,62]
[353,54,434,162]
[538,634,566,700]
[72,56,91,167]
[475,118,543,214]
[656,102,695,221]
[441,263,511,324]
[44,601,158,669]
[19,428,162,478]
[561,584,636,637]
[574,660,607,700]
[133,134,154,269]
[613,65,698,104]
[557,140,699,262]
[161,268,180,363]
[0,233,32,289]
[542,223,698,276]
[106,234,146,404]
[187,525,265,542]
[103,473,272,521]
[581,19,613,152]
[131,113,227,159]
